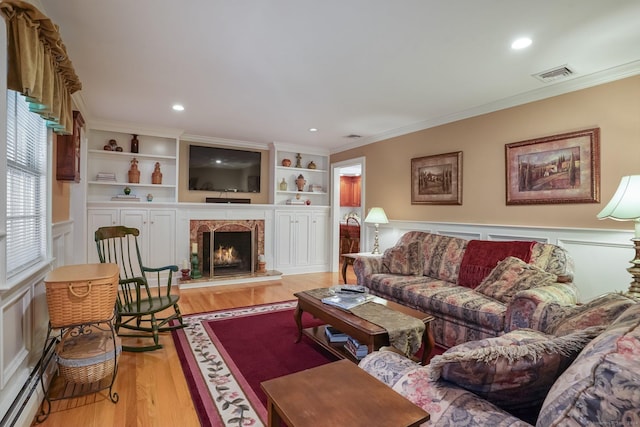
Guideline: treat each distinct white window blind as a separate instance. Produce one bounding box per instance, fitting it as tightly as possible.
[6,90,48,278]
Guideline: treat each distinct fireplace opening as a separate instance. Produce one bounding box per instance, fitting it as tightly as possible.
[203,230,254,277]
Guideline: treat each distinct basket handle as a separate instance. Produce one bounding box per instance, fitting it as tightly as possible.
[68,281,92,298]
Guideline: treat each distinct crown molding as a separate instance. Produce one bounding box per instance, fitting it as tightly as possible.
[181,134,269,150]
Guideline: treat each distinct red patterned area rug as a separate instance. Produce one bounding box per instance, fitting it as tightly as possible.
[171,301,336,427]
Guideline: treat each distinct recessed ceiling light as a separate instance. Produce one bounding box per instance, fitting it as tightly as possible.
[511,37,532,50]
[309,128,318,132]
[172,104,185,111]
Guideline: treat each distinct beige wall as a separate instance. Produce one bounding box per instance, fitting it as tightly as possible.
[331,75,640,232]
[51,134,71,223]
[177,140,270,204]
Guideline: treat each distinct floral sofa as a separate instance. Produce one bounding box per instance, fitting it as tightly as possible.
[354,231,577,348]
[359,293,640,426]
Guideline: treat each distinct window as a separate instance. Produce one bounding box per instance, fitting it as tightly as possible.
[6,90,48,278]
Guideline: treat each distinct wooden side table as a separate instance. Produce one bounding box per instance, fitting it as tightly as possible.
[261,359,429,427]
[341,252,381,284]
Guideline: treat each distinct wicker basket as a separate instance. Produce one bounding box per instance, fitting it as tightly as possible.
[56,326,122,384]
[45,264,119,327]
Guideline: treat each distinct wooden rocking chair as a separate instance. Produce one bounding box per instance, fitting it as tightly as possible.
[94,226,186,352]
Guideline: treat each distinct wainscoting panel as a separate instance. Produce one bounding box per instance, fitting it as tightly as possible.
[364,220,634,303]
[1,287,31,389]
[0,220,75,427]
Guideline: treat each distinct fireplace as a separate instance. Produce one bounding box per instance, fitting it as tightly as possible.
[203,230,252,276]
[190,219,265,279]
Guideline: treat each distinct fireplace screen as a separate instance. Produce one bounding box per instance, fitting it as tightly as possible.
[203,230,254,277]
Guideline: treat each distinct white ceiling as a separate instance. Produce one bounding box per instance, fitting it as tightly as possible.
[40,0,640,153]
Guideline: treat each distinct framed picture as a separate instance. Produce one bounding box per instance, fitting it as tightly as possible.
[411,151,462,205]
[505,128,600,205]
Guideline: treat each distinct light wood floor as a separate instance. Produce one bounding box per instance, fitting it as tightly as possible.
[33,271,352,427]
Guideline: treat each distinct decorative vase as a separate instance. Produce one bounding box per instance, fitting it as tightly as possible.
[307,161,316,169]
[146,193,153,202]
[128,158,140,183]
[152,162,162,184]
[124,186,131,195]
[281,158,291,167]
[131,134,139,153]
[279,178,288,191]
[296,174,306,191]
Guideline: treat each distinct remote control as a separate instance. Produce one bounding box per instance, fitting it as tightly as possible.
[340,285,365,293]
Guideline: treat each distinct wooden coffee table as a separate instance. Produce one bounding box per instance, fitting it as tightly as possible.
[261,359,429,427]
[294,289,435,365]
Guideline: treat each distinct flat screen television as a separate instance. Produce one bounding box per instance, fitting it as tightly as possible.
[188,145,261,193]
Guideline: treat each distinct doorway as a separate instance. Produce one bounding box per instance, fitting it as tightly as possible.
[331,157,366,272]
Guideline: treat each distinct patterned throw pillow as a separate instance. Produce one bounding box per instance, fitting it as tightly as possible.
[427,328,602,422]
[545,292,636,336]
[381,241,424,276]
[475,256,557,304]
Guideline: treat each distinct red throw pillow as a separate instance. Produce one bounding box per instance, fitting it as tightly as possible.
[458,240,535,289]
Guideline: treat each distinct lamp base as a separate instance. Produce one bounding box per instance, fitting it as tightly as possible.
[627,238,640,299]
[371,225,381,255]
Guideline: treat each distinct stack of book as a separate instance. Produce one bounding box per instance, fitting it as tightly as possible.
[309,184,323,192]
[344,336,369,360]
[286,198,306,205]
[96,172,116,182]
[324,326,349,343]
[111,194,140,202]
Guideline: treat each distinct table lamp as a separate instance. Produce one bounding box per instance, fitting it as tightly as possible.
[364,207,389,255]
[597,175,640,298]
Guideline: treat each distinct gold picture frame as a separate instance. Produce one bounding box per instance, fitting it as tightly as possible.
[411,151,462,205]
[505,128,600,205]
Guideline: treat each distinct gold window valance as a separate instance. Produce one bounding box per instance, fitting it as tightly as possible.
[0,0,82,134]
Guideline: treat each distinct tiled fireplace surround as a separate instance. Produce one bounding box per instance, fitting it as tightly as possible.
[189,219,265,279]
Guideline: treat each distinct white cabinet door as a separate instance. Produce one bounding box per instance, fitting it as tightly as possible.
[310,211,329,266]
[87,209,118,263]
[148,210,176,268]
[120,209,149,264]
[275,210,295,269]
[120,209,176,268]
[274,210,317,271]
[293,211,312,266]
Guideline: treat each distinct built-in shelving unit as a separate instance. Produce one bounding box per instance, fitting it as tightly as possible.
[270,142,330,206]
[86,124,181,203]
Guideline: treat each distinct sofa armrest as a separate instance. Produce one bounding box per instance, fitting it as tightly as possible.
[358,349,418,388]
[353,256,383,285]
[504,282,578,332]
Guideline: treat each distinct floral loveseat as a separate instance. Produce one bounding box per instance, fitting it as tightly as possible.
[354,231,577,348]
[359,293,640,426]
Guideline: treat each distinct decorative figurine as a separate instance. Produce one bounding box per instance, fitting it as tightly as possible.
[295,153,302,168]
[128,157,140,183]
[124,186,131,195]
[307,161,316,169]
[146,193,153,202]
[152,162,162,184]
[296,174,306,191]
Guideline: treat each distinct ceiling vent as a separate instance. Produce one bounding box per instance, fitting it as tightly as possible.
[533,65,575,83]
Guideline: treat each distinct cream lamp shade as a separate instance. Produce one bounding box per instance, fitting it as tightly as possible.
[597,175,640,298]
[597,175,640,237]
[364,207,388,254]
[364,207,389,225]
